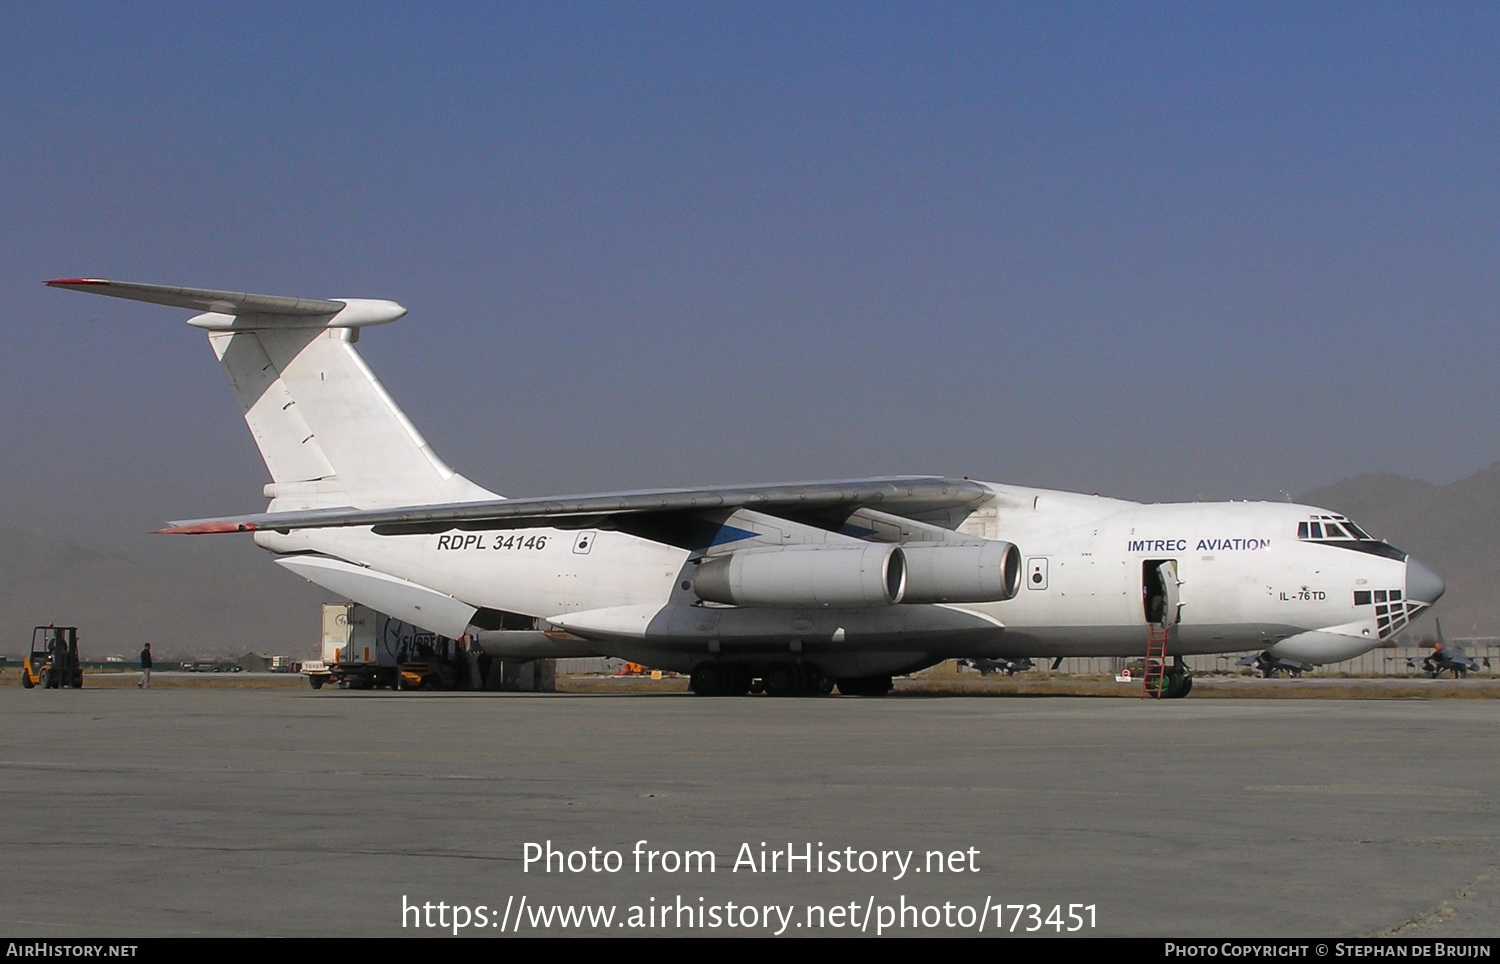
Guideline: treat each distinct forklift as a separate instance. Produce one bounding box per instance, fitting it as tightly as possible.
[21,625,83,689]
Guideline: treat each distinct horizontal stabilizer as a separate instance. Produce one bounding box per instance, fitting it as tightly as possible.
[157,477,990,535]
[51,275,488,511]
[46,278,406,330]
[47,278,345,315]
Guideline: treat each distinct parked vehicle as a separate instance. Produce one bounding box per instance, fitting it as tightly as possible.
[22,626,82,689]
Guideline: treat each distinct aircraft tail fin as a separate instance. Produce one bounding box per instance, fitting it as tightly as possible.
[1433,618,1464,657]
[211,326,497,510]
[47,278,497,511]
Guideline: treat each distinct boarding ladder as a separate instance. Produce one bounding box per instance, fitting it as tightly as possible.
[1142,625,1170,698]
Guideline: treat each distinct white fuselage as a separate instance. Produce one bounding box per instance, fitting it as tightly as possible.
[256,481,1426,677]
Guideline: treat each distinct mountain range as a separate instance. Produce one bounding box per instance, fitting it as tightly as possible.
[1301,462,1500,640]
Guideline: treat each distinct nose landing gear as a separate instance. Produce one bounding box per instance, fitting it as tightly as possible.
[1145,657,1194,699]
[1164,666,1193,699]
[1151,660,1193,699]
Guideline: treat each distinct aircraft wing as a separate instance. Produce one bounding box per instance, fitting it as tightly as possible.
[157,476,990,535]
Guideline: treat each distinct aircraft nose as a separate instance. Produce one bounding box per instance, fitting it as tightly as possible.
[1405,556,1446,605]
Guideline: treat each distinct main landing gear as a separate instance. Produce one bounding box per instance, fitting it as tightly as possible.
[689,662,890,697]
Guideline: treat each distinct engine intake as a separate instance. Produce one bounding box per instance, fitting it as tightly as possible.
[694,543,906,608]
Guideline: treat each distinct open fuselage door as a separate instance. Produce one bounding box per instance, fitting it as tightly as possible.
[1142,559,1181,628]
[1141,559,1188,698]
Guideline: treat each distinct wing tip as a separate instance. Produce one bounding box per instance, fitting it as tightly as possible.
[46,278,109,288]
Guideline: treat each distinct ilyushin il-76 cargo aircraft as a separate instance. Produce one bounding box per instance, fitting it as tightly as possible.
[49,279,1446,698]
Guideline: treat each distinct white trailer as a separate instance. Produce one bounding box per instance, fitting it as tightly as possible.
[304,602,555,691]
[304,603,411,689]
[305,602,471,689]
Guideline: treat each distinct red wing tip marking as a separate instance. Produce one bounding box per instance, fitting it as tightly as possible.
[153,522,259,535]
[45,278,109,286]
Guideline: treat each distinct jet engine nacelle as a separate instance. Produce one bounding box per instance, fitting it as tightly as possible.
[900,541,1021,603]
[694,543,906,608]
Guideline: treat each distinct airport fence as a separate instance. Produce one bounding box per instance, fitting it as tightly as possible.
[1031,639,1498,678]
[558,645,1498,681]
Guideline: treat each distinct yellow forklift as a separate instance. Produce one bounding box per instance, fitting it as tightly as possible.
[22,625,83,689]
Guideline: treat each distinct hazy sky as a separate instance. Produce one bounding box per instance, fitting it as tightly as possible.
[3,3,1497,559]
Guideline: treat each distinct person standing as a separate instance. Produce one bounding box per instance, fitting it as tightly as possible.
[138,643,153,689]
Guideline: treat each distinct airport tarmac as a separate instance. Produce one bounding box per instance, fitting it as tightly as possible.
[1,686,1496,938]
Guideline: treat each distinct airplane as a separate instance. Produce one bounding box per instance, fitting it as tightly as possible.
[1236,652,1315,678]
[1413,620,1484,679]
[959,656,1034,676]
[46,278,1448,699]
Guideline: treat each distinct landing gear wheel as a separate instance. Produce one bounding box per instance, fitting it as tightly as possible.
[690,663,730,696]
[1162,671,1193,699]
[796,666,827,696]
[762,664,803,697]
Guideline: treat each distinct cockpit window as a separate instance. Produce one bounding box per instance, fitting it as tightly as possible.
[1297,514,1375,542]
[1300,514,1406,561]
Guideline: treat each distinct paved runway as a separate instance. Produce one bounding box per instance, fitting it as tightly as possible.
[2,687,1496,937]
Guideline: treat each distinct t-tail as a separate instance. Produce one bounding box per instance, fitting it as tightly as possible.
[46,279,497,512]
